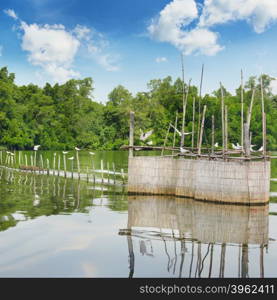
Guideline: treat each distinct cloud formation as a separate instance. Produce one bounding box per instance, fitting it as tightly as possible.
[148,0,277,56]
[156,56,168,63]
[5,10,119,83]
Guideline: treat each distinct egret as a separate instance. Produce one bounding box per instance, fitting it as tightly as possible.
[250,144,256,152]
[146,140,153,146]
[258,145,263,152]
[170,124,191,136]
[180,147,189,154]
[232,143,241,150]
[214,142,219,148]
[236,143,242,149]
[139,129,153,141]
[62,151,68,154]
[89,152,95,155]
[75,147,80,151]
[68,156,74,160]
[33,145,40,151]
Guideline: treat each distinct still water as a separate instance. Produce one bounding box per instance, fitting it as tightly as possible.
[0,150,276,277]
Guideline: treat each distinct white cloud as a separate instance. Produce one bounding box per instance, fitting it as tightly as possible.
[148,0,223,56]
[270,77,277,94]
[4,8,18,20]
[20,21,80,83]
[155,56,168,63]
[73,24,91,41]
[199,0,277,33]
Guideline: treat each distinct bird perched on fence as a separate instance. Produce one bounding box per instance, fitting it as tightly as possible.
[68,156,74,160]
[62,151,68,155]
[139,129,153,141]
[75,147,80,151]
[180,147,189,154]
[250,144,256,152]
[258,145,263,152]
[89,152,95,155]
[214,142,219,148]
[33,145,40,151]
[232,143,241,150]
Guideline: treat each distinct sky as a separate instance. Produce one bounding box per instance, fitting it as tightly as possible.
[1,0,277,102]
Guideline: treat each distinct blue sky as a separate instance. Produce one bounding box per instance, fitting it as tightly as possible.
[1,0,277,102]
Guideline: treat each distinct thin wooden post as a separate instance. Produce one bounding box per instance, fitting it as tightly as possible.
[197,64,204,149]
[220,82,225,154]
[241,70,244,153]
[162,123,171,156]
[129,111,134,158]
[192,97,195,151]
[40,154,43,171]
[86,166,89,182]
[121,168,125,184]
[0,151,2,164]
[25,154,28,166]
[211,115,215,155]
[243,123,250,157]
[92,161,96,184]
[53,153,56,175]
[101,159,104,183]
[76,150,80,179]
[198,105,207,155]
[46,158,50,175]
[260,77,266,156]
[107,162,110,183]
[112,162,116,184]
[263,112,267,156]
[181,78,191,147]
[180,53,185,148]
[19,151,21,166]
[172,111,178,155]
[30,155,34,168]
[225,105,228,152]
[247,88,256,127]
[71,159,74,178]
[63,153,67,178]
[58,155,61,176]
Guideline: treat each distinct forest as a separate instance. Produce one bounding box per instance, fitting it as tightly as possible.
[0,66,276,151]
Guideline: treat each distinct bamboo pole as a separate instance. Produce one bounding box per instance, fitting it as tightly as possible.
[180,53,185,148]
[0,151,2,164]
[192,97,195,150]
[247,88,256,127]
[198,105,207,155]
[211,115,215,155]
[263,112,267,156]
[58,155,61,176]
[197,64,204,149]
[71,159,74,178]
[220,82,225,153]
[129,111,134,158]
[101,159,104,183]
[107,162,110,183]
[92,161,96,184]
[161,123,171,156]
[244,123,250,157]
[260,77,266,156]
[46,158,50,175]
[172,111,178,155]
[181,78,191,147]
[63,153,67,178]
[112,162,116,184]
[25,154,27,166]
[241,70,244,153]
[225,105,228,152]
[76,150,80,179]
[53,153,56,176]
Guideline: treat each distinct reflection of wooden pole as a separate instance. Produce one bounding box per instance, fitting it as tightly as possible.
[179,240,185,278]
[219,243,226,278]
[241,244,249,278]
[189,241,194,278]
[129,111,134,158]
[127,236,135,278]
[260,244,264,278]
[208,244,214,277]
[198,105,207,155]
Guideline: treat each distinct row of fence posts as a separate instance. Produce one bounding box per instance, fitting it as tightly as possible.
[0,150,126,184]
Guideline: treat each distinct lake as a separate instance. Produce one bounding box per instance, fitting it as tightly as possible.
[0,150,276,277]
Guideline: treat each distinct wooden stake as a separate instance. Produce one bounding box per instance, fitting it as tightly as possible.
[53,153,56,176]
[86,166,89,182]
[92,161,96,184]
[129,111,134,158]
[192,97,195,150]
[46,158,50,175]
[198,105,207,155]
[18,151,21,165]
[162,123,171,156]
[225,105,228,152]
[172,111,178,155]
[197,64,204,149]
[101,159,104,183]
[247,88,256,127]
[211,115,215,155]
[63,154,67,178]
[71,159,74,178]
[220,82,225,153]
[58,155,61,176]
[243,123,250,157]
[0,151,2,164]
[181,78,191,147]
[25,154,28,166]
[260,77,266,156]
[241,70,244,153]
[107,162,110,183]
[112,162,116,184]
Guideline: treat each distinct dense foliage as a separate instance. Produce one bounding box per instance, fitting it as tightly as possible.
[0,67,276,150]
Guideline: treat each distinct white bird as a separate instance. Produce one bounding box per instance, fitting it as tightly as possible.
[214,142,219,148]
[146,140,153,145]
[89,152,95,155]
[250,144,256,152]
[62,151,68,155]
[139,129,153,141]
[170,124,191,136]
[236,143,242,149]
[10,153,15,156]
[180,147,189,154]
[68,156,74,160]
[232,143,241,150]
[33,145,40,151]
[75,147,80,151]
[258,145,263,152]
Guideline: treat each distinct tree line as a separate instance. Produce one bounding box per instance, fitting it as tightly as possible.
[0,66,276,151]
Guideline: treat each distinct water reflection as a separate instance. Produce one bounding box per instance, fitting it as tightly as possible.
[120,196,269,278]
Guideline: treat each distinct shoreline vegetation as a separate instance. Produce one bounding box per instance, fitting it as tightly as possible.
[0,66,276,151]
